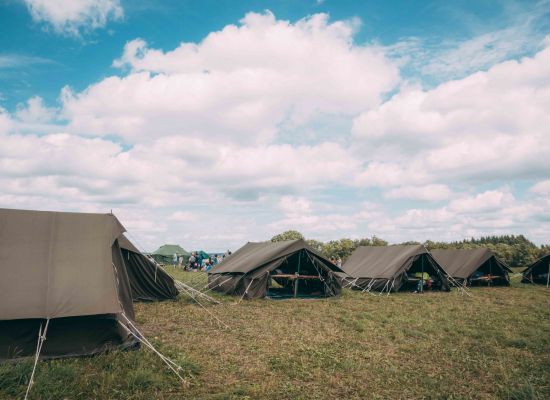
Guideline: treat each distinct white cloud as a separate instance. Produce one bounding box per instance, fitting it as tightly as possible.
[2,11,550,249]
[23,0,123,36]
[63,11,399,143]
[15,96,56,123]
[386,1,550,81]
[353,44,550,187]
[530,180,550,195]
[384,184,452,201]
[169,211,197,222]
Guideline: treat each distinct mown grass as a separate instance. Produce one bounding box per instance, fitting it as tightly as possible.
[1,269,548,399]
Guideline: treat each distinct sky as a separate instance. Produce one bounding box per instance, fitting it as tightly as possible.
[0,0,549,252]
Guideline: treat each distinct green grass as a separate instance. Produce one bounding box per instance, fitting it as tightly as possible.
[1,269,549,399]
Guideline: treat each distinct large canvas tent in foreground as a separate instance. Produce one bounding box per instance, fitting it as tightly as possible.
[431,248,511,286]
[0,208,138,360]
[341,245,450,292]
[151,244,189,264]
[522,254,550,285]
[119,235,179,301]
[208,239,344,299]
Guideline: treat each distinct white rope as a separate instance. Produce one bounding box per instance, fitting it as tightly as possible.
[25,318,50,400]
[182,291,230,330]
[305,251,335,297]
[174,279,219,304]
[378,280,390,296]
[199,274,222,290]
[362,278,376,293]
[237,278,256,304]
[183,271,209,288]
[200,277,233,296]
[387,277,396,296]
[342,277,358,289]
[118,314,186,383]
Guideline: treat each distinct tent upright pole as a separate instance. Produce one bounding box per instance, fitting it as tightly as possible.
[421,255,424,293]
[487,257,493,286]
[546,260,549,289]
[294,251,302,298]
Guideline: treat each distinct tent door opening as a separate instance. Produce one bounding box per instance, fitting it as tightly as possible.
[266,251,329,299]
[469,258,508,286]
[403,255,445,292]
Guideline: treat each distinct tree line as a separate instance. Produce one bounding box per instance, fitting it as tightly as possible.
[270,231,549,268]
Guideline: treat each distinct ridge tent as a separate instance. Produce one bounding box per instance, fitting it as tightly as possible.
[341,245,450,293]
[522,254,550,286]
[207,239,344,299]
[118,235,179,301]
[431,248,511,286]
[151,244,189,265]
[0,208,138,360]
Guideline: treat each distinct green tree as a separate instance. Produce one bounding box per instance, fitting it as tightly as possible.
[271,230,304,242]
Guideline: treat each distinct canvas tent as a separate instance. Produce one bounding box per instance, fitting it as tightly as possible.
[340,245,450,293]
[207,239,344,299]
[118,235,179,301]
[0,208,139,360]
[431,248,511,286]
[522,254,550,286]
[151,244,189,265]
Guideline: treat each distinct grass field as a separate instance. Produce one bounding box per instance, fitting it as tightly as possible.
[1,269,549,399]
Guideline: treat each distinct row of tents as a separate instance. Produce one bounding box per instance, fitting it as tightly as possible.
[2,208,549,362]
[207,239,549,299]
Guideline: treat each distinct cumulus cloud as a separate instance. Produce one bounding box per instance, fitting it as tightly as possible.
[23,0,123,36]
[2,11,550,249]
[384,184,452,201]
[353,44,550,188]
[530,180,550,195]
[62,11,399,143]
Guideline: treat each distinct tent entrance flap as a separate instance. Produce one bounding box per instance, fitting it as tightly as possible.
[468,258,509,286]
[266,250,331,299]
[402,254,447,292]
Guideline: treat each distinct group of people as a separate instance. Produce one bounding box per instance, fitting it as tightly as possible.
[172,250,232,272]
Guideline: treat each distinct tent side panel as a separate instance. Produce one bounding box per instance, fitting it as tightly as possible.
[0,314,138,360]
[111,241,136,320]
[122,250,178,301]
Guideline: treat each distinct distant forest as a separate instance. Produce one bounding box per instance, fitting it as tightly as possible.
[271,231,550,268]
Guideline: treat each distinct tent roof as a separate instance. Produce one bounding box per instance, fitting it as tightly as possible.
[152,244,189,256]
[0,208,126,321]
[523,253,550,274]
[342,245,428,279]
[118,234,141,254]
[431,248,511,279]
[210,239,343,275]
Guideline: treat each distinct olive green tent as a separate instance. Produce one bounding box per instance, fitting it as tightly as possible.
[0,208,138,360]
[522,254,550,285]
[207,239,343,299]
[151,244,189,265]
[340,245,450,293]
[431,248,511,286]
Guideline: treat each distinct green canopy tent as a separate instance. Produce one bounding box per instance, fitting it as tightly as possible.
[194,250,210,260]
[151,244,190,265]
[207,239,343,299]
[522,254,550,286]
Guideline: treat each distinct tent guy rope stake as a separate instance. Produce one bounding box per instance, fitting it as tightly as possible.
[25,318,50,400]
